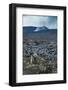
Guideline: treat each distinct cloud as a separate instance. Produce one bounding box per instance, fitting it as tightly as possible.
[22,15,57,29]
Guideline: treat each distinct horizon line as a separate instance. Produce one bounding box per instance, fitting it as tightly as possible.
[23,26,57,29]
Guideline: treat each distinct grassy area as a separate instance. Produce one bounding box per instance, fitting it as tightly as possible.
[23,56,57,75]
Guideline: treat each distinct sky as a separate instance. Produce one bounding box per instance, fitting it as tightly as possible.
[22,15,57,29]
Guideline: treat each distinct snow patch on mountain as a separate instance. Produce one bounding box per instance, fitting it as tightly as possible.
[34,26,48,32]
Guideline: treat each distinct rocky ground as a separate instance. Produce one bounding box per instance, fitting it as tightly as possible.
[23,40,57,75]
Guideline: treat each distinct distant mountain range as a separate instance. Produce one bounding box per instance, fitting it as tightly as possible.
[23,26,57,41]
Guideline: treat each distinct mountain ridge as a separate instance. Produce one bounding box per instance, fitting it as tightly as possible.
[23,26,57,41]
[23,26,57,33]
